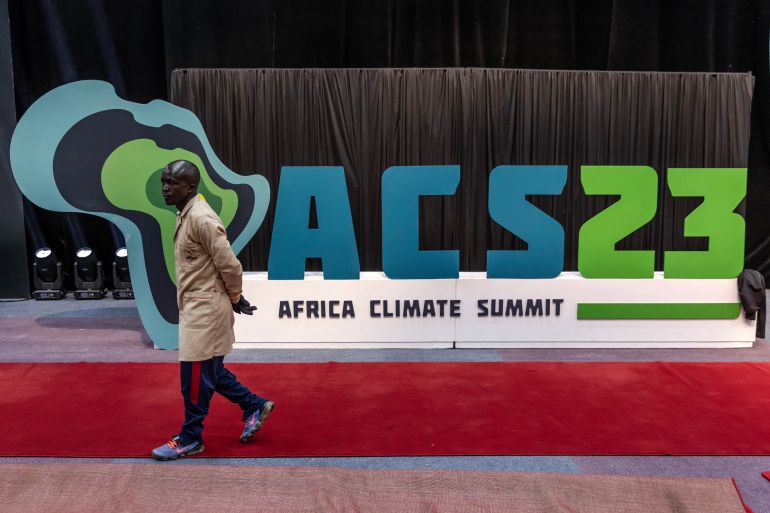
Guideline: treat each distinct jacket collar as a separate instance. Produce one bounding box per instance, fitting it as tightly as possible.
[178,195,198,219]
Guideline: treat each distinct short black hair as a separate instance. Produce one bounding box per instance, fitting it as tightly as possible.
[166,160,200,188]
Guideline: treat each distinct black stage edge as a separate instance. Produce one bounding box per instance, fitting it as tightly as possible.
[0,0,29,299]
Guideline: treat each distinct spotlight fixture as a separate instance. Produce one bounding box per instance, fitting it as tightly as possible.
[112,247,134,299]
[74,247,106,299]
[32,247,65,300]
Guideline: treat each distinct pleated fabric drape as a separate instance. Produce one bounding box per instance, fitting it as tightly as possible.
[170,68,753,273]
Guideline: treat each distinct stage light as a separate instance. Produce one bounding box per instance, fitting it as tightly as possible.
[32,247,65,300]
[74,246,106,299]
[35,248,56,281]
[112,247,134,299]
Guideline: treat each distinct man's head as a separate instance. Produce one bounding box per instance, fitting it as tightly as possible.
[161,160,200,209]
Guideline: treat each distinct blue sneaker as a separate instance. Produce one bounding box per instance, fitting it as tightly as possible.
[151,436,204,460]
[240,401,275,442]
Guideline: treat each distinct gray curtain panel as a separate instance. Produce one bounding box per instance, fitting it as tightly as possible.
[169,68,753,273]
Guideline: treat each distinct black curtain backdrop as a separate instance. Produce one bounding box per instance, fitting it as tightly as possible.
[160,0,755,72]
[7,0,770,284]
[170,68,753,272]
[0,0,28,298]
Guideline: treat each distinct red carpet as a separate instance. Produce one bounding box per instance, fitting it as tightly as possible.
[2,362,770,457]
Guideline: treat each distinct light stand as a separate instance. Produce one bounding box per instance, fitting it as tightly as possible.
[112,247,133,299]
[32,248,65,300]
[73,247,106,299]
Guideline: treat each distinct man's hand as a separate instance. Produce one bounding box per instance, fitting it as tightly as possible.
[232,295,257,315]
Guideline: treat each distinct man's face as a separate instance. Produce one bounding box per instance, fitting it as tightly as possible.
[160,167,194,206]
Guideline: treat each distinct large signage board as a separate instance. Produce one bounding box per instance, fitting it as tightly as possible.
[9,80,755,350]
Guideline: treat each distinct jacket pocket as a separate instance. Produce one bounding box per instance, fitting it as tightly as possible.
[181,291,214,328]
[180,242,202,267]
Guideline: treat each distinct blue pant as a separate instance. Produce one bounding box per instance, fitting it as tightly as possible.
[179,356,267,444]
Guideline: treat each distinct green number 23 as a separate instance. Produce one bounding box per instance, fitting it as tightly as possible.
[578,166,746,279]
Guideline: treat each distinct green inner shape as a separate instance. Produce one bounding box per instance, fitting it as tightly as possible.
[577,303,741,320]
[101,139,239,283]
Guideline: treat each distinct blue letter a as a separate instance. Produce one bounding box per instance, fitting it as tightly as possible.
[268,167,360,279]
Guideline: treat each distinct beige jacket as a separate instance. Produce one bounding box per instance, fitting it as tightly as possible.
[174,196,242,361]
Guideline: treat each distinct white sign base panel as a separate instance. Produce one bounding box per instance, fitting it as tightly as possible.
[234,272,756,349]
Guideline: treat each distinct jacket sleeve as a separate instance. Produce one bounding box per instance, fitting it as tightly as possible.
[195,213,243,304]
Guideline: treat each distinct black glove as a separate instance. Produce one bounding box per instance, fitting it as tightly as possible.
[232,295,257,315]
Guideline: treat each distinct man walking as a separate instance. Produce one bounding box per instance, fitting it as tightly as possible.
[152,159,274,460]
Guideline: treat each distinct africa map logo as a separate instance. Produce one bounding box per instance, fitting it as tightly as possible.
[10,80,270,348]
